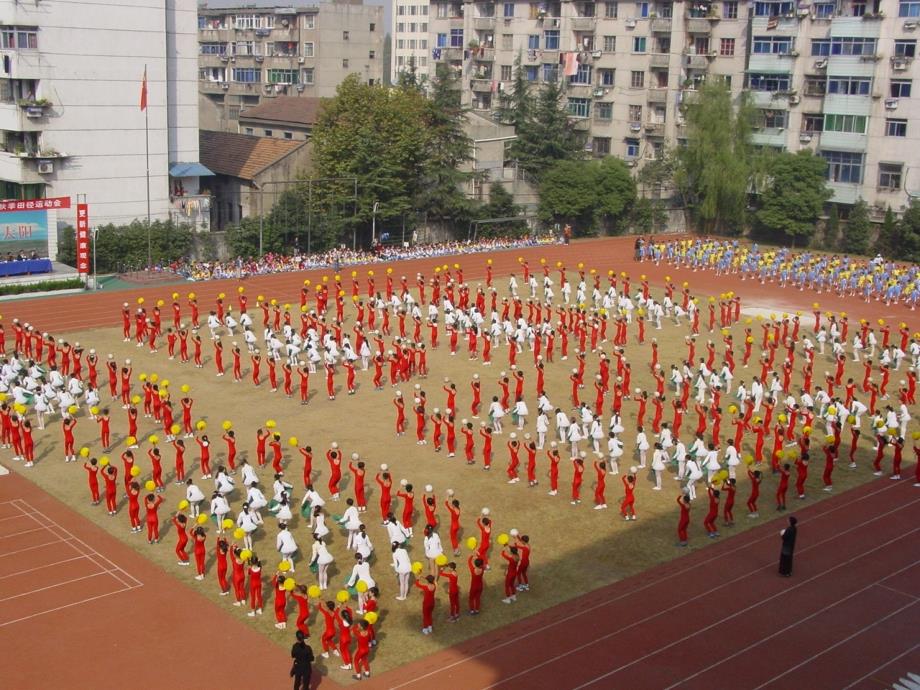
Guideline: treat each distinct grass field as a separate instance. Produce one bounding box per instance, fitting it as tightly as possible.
[8,289,887,682]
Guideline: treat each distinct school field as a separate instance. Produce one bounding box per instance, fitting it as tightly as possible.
[2,236,919,690]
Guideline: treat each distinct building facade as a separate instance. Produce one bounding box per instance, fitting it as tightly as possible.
[0,0,207,230]
[392,0,433,82]
[427,0,920,212]
[198,1,384,132]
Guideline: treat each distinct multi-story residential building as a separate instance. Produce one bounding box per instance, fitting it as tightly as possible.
[198,1,384,131]
[0,0,207,229]
[428,0,920,213]
[392,1,432,82]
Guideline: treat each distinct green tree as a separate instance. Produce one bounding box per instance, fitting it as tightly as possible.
[753,150,831,246]
[496,53,532,131]
[415,63,477,232]
[874,206,899,257]
[56,221,194,272]
[477,181,526,237]
[898,201,920,262]
[674,80,754,234]
[538,158,636,234]
[312,75,431,246]
[825,203,840,249]
[842,199,871,255]
[630,197,669,234]
[510,79,585,180]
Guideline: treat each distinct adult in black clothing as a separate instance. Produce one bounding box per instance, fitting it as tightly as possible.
[778,516,798,577]
[290,630,315,690]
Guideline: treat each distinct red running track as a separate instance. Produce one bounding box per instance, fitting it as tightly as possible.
[373,477,920,690]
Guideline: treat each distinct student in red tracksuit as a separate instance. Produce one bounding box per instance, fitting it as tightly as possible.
[144,493,164,543]
[468,555,484,614]
[127,482,142,533]
[248,556,264,616]
[676,494,691,546]
[376,471,393,521]
[722,478,736,526]
[514,535,531,591]
[415,574,437,634]
[317,601,337,657]
[352,621,372,680]
[348,458,366,511]
[83,458,101,504]
[102,465,118,515]
[445,498,461,555]
[172,512,190,564]
[192,526,207,579]
[500,546,520,604]
[230,548,247,605]
[215,537,230,596]
[439,562,461,621]
[747,468,762,517]
[273,573,288,629]
[703,486,720,537]
[620,473,637,520]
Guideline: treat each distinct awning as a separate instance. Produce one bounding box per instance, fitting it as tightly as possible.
[169,162,215,178]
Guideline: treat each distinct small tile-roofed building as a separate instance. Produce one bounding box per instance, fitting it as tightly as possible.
[237,96,323,141]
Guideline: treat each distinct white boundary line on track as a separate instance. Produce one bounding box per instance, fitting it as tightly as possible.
[839,641,920,690]
[0,556,86,580]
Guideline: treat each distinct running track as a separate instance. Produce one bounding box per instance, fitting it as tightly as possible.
[2,236,920,689]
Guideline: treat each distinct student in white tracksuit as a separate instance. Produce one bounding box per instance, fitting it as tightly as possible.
[685,458,703,501]
[651,444,667,490]
[309,535,334,589]
[536,411,549,449]
[338,499,362,550]
[346,553,376,613]
[608,433,624,474]
[635,427,650,468]
[276,523,298,571]
[392,543,412,600]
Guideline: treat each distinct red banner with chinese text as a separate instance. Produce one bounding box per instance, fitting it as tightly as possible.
[76,203,90,275]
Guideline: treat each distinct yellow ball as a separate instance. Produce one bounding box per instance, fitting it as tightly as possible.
[278,561,291,572]
[130,466,141,477]
[196,513,208,525]
[79,447,90,458]
[356,580,368,593]
[497,533,510,546]
[126,436,136,446]
[144,480,156,491]
[67,405,79,415]
[170,424,180,435]
[410,561,423,575]
[222,420,233,431]
[435,554,448,566]
[266,420,277,429]
[336,590,350,603]
[240,549,252,561]
[180,384,190,394]
[363,611,378,625]
[284,578,296,591]
[307,585,321,598]
[90,406,99,416]
[131,395,141,405]
[222,518,234,529]
[99,456,109,467]
[466,536,478,550]
[233,528,245,540]
[196,420,206,431]
[178,499,190,510]
[148,434,159,445]
[288,436,299,447]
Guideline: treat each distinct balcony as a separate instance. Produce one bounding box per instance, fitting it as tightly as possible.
[198,28,231,41]
[818,130,867,152]
[751,16,798,35]
[647,87,668,103]
[567,83,595,98]
[472,47,495,61]
[650,53,670,67]
[751,129,789,147]
[471,78,493,92]
[200,80,230,93]
[473,17,496,30]
[650,17,672,32]
[444,47,464,61]
[827,181,861,204]
[644,122,665,135]
[748,90,789,108]
[570,16,597,31]
[0,101,52,132]
[685,53,709,69]
[686,18,712,33]
[823,93,872,116]
[0,151,46,184]
[0,51,43,80]
[200,53,230,67]
[170,194,212,231]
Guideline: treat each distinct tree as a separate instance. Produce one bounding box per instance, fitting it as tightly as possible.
[825,203,840,249]
[674,80,754,234]
[842,199,871,255]
[630,197,669,234]
[753,150,831,246]
[415,63,477,232]
[510,79,585,180]
[477,181,526,237]
[898,201,920,262]
[56,221,194,272]
[496,53,532,131]
[311,75,431,245]
[874,206,899,257]
[538,158,636,234]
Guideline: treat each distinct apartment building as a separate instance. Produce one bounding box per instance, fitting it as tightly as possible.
[392,0,433,83]
[427,0,920,212]
[0,0,207,228]
[198,1,384,132]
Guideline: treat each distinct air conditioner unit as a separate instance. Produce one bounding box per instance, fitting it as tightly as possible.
[885,97,899,109]
[220,54,229,62]
[221,82,229,90]
[708,50,718,58]
[296,83,305,92]
[255,55,264,62]
[789,50,800,57]
[230,56,236,62]
[264,84,274,93]
[281,18,289,27]
[629,122,642,132]
[626,159,637,167]
[592,50,602,59]
[892,58,908,71]
[37,161,54,174]
[788,94,800,104]
[625,18,637,28]
[813,59,827,69]
[799,132,812,143]
[298,56,305,63]
[797,8,810,17]
[550,18,560,27]
[903,21,917,30]
[859,53,881,61]
[593,87,605,96]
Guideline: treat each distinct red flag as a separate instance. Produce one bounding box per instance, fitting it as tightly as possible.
[140,67,148,111]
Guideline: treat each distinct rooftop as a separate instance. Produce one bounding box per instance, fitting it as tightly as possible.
[238,96,324,128]
[199,130,307,181]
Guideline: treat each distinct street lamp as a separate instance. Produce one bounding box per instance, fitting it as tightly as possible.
[371,201,380,247]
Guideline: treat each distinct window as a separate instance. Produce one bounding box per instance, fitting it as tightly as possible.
[827,76,871,95]
[422,5,429,14]
[304,15,315,29]
[370,22,376,31]
[369,50,376,59]
[504,2,515,16]
[264,130,273,137]
[822,150,863,183]
[814,2,835,16]
[637,2,649,17]
[302,68,315,84]
[630,70,645,88]
[567,97,591,117]
[900,1,920,17]
[605,2,618,17]
[421,23,428,32]
[885,119,907,136]
[811,39,831,56]
[802,114,824,132]
[804,76,827,96]
[633,37,647,53]
[234,14,258,29]
[626,138,640,158]
[753,1,794,16]
[571,63,593,84]
[604,35,616,52]
[284,131,293,140]
[526,65,539,81]
[234,41,255,56]
[593,137,611,155]
[581,2,597,17]
[759,109,787,128]
[580,34,596,50]
[198,16,207,29]
[342,58,349,68]
[753,36,793,54]
[436,33,447,47]
[748,73,791,91]
[851,1,867,16]
[629,104,643,121]
[830,37,877,55]
[343,31,350,41]
[720,0,738,17]
[891,80,912,97]
[232,68,260,83]
[596,101,613,119]
[879,163,903,189]
[598,69,615,86]
[543,63,559,82]
[200,43,227,55]
[244,127,254,135]
[397,22,405,33]
[529,3,542,18]
[824,114,867,133]
[894,40,917,58]
[501,64,513,80]
[720,38,735,56]
[544,30,560,50]
[268,69,299,84]
[501,33,513,49]
[450,29,464,47]
[302,42,315,58]
[528,34,540,49]
[271,41,297,57]
[398,5,406,15]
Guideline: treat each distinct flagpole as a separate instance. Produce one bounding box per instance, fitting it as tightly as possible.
[145,63,151,272]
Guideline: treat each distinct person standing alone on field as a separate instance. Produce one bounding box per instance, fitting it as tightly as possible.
[290,629,314,690]
[778,516,798,577]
